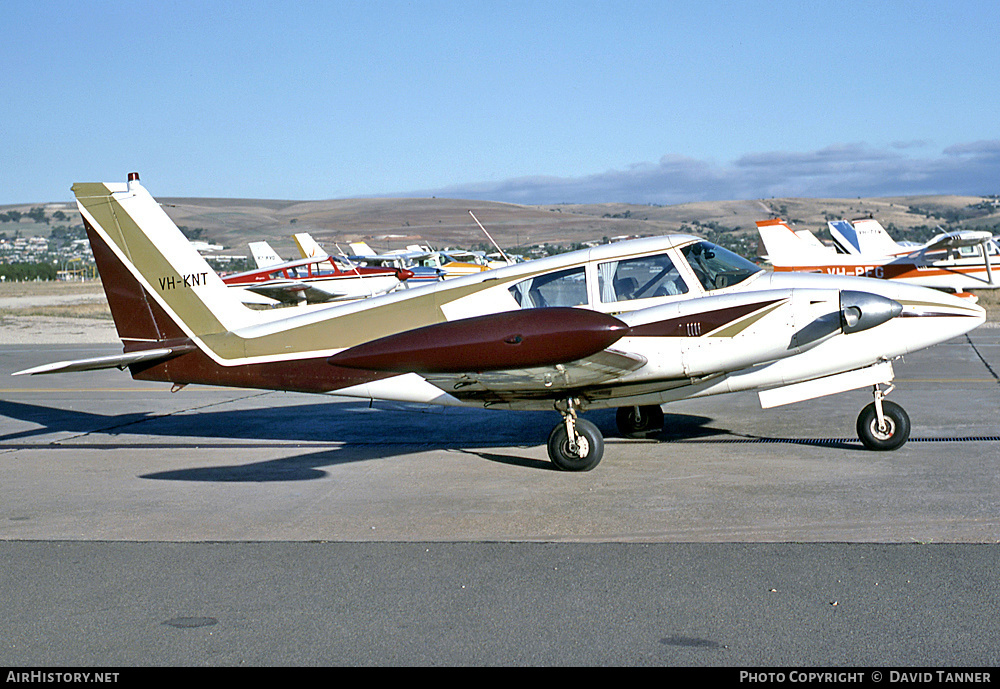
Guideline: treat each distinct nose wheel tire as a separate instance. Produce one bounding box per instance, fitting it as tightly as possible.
[548,417,604,471]
[616,405,665,438]
[857,400,910,451]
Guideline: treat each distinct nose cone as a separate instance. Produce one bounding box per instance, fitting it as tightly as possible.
[762,271,986,353]
[887,283,987,351]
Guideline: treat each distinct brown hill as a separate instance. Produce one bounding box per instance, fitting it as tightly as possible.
[153,194,1000,260]
[4,194,998,259]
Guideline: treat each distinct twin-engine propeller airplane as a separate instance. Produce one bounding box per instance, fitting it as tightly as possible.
[13,174,986,471]
[758,217,998,297]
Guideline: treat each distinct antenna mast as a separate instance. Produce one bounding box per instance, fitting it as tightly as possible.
[469,210,513,265]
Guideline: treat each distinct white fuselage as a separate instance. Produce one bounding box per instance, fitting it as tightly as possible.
[323,237,985,410]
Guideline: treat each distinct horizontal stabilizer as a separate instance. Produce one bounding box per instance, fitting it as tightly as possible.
[12,345,194,377]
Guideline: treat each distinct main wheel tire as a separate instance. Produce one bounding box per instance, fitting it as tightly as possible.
[616,405,665,439]
[856,400,910,451]
[547,417,604,471]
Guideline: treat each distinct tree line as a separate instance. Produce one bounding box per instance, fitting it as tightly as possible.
[0,262,59,281]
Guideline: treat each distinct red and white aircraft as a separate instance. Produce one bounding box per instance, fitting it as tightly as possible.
[758,217,998,298]
[222,241,412,306]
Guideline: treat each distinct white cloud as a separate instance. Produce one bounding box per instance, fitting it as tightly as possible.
[405,141,1000,204]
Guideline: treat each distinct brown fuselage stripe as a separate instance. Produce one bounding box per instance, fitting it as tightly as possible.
[628,299,783,338]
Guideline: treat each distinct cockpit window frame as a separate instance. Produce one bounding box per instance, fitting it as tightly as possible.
[595,251,691,305]
[508,265,590,309]
[676,240,763,293]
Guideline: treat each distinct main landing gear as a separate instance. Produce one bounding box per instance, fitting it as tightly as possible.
[546,401,667,471]
[548,399,604,471]
[615,404,665,439]
[856,383,910,451]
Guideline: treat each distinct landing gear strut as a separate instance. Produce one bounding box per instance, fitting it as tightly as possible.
[616,404,665,439]
[856,383,910,451]
[547,399,604,471]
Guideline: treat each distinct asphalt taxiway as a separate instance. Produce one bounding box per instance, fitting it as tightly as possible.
[1,331,998,665]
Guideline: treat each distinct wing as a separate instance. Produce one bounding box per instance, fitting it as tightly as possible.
[423,348,647,400]
[242,281,353,304]
[241,281,311,304]
[919,230,994,253]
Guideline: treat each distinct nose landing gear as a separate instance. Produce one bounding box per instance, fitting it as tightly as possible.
[857,383,910,451]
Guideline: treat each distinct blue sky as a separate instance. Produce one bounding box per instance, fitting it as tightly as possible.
[2,0,998,205]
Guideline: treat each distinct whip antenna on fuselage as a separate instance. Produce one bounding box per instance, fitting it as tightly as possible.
[469,210,512,265]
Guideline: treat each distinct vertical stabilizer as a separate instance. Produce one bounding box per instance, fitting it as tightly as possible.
[756,219,834,266]
[248,241,285,269]
[293,233,328,259]
[829,218,902,256]
[349,241,376,257]
[73,173,258,343]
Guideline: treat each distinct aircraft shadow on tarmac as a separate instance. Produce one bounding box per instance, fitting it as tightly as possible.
[0,398,864,481]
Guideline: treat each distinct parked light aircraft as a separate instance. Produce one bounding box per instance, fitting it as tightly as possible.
[758,217,998,296]
[347,241,447,286]
[222,241,411,306]
[295,232,446,286]
[351,242,488,279]
[13,174,986,471]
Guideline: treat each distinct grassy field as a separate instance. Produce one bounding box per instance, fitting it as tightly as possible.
[0,280,111,319]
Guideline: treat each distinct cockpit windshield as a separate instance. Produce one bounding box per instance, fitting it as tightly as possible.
[680,241,761,291]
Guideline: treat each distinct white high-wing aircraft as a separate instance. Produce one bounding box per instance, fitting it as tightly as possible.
[347,241,447,286]
[758,217,998,296]
[14,174,986,471]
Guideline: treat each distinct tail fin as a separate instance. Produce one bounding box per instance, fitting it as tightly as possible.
[756,219,834,267]
[349,241,376,257]
[14,173,223,376]
[73,173,259,345]
[248,241,285,269]
[828,218,901,256]
[293,233,328,259]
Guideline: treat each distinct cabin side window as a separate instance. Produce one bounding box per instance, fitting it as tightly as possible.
[597,253,688,303]
[508,267,588,308]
